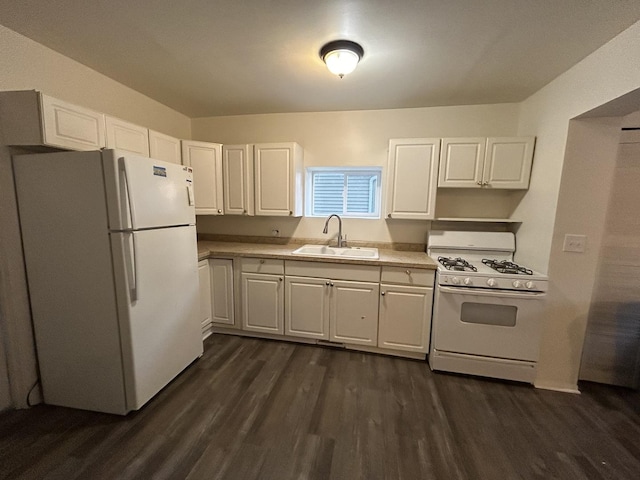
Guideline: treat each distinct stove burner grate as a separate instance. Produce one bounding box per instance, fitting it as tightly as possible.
[438,256,478,272]
[482,259,533,275]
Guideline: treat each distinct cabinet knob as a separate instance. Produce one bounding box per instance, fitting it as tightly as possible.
[405,270,411,276]
[289,211,293,215]
[483,181,489,186]
[330,282,334,287]
[476,181,482,185]
[243,209,247,214]
[279,277,283,282]
[381,291,386,296]
[325,282,330,286]
[259,259,265,264]
[387,213,392,218]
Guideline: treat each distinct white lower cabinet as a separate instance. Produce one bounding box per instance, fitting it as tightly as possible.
[241,258,285,334]
[330,280,380,346]
[378,284,433,353]
[284,261,380,346]
[285,276,329,339]
[242,273,284,334]
[378,267,434,353]
[240,258,434,356]
[198,260,213,340]
[210,259,235,326]
[284,276,379,345]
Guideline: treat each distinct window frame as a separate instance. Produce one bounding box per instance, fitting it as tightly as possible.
[305,166,382,219]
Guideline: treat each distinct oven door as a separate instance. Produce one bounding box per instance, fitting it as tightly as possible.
[432,285,546,361]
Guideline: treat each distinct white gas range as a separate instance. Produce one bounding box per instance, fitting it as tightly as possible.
[427,231,548,384]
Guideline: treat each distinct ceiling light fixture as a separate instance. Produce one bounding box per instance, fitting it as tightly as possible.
[320,40,364,79]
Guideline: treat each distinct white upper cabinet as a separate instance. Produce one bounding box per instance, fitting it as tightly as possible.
[181,140,224,215]
[149,130,181,164]
[385,138,440,220]
[438,137,535,189]
[254,143,303,217]
[105,115,150,156]
[483,137,535,189]
[223,144,255,216]
[0,90,105,150]
[438,138,486,188]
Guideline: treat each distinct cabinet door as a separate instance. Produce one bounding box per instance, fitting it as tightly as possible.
[198,260,213,339]
[40,94,105,151]
[181,140,224,215]
[438,138,485,188]
[254,143,303,216]
[483,137,535,189]
[386,138,440,220]
[210,259,235,326]
[223,144,254,215]
[285,276,329,340]
[241,273,284,334]
[149,130,181,164]
[378,284,433,353]
[105,116,150,156]
[330,280,379,346]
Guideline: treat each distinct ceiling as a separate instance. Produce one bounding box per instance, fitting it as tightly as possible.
[1,0,640,118]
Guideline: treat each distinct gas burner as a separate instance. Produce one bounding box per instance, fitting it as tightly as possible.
[438,256,478,272]
[482,259,533,275]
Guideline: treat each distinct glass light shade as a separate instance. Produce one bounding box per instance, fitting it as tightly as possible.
[324,49,360,77]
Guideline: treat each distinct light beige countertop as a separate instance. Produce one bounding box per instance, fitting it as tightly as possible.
[197,241,437,269]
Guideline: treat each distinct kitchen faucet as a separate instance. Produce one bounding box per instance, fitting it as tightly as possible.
[322,214,345,247]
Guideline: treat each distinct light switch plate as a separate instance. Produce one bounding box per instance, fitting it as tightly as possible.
[563,234,587,253]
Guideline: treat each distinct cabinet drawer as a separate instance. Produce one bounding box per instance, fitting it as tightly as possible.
[381,266,434,287]
[285,260,380,282]
[241,258,284,274]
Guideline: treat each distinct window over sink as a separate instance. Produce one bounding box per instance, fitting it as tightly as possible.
[305,167,382,218]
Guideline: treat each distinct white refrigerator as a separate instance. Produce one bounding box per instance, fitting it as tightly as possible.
[13,149,203,415]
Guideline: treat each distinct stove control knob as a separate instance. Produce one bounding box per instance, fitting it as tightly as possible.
[513,280,523,289]
[525,281,536,290]
[463,277,473,286]
[451,277,460,285]
[487,278,497,287]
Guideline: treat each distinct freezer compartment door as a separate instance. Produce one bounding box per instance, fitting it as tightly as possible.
[103,149,196,230]
[111,225,202,411]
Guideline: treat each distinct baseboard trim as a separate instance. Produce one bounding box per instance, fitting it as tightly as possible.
[534,381,581,394]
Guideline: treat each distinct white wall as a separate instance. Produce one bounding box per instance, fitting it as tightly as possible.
[0,25,192,410]
[514,20,640,391]
[192,104,520,243]
[0,24,191,138]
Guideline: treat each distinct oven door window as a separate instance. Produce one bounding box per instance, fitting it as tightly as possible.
[460,302,517,327]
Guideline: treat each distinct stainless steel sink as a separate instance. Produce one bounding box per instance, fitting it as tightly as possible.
[291,244,379,260]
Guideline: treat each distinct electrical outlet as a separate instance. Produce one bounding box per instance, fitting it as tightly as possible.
[563,234,587,253]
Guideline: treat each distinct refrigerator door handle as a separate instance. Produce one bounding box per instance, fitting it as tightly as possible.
[123,232,138,302]
[119,159,135,229]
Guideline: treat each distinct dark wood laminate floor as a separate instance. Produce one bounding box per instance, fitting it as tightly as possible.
[1,335,639,480]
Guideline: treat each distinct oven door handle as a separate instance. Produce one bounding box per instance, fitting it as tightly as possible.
[437,285,547,299]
